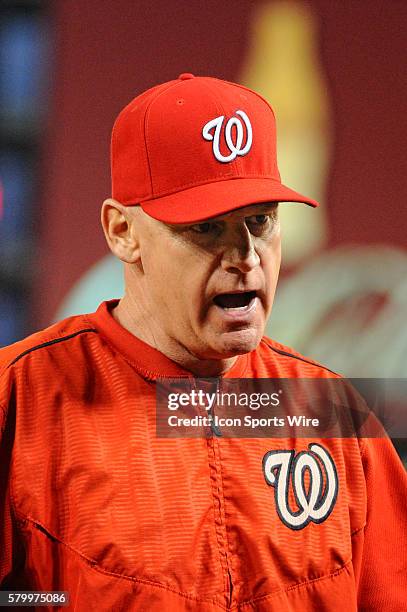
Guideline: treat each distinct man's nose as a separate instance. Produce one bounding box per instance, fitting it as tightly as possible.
[220,226,260,274]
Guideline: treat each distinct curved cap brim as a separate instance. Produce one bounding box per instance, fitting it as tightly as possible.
[140,177,318,223]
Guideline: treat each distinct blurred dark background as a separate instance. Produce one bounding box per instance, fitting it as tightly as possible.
[0,0,50,345]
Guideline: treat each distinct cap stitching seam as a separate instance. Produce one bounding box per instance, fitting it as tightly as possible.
[144,80,188,198]
[111,83,170,201]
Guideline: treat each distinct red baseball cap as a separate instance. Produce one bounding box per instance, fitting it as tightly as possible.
[111,73,319,223]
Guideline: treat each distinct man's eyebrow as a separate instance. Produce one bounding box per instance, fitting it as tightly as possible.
[171,203,280,228]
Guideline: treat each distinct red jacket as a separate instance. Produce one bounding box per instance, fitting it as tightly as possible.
[1,300,406,610]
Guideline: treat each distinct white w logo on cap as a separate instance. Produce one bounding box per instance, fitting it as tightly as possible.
[202,110,253,163]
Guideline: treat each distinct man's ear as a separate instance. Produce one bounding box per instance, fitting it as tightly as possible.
[101,199,141,263]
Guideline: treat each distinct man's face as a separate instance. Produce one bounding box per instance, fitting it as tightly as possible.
[134,202,281,360]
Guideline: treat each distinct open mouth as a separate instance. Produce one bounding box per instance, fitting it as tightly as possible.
[213,291,257,310]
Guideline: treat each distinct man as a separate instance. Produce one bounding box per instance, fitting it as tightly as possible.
[1,74,406,610]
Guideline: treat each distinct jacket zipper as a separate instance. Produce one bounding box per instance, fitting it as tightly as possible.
[207,379,234,607]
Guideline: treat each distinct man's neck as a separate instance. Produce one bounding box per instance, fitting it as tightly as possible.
[112,297,238,377]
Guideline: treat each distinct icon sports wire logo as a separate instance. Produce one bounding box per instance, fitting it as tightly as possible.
[202,110,253,163]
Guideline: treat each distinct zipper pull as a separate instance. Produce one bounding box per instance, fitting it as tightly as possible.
[209,379,222,437]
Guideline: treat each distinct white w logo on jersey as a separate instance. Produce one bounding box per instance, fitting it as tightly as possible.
[202,110,253,163]
[263,443,338,530]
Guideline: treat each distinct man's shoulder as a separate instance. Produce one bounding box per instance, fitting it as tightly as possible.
[255,335,341,378]
[0,313,97,376]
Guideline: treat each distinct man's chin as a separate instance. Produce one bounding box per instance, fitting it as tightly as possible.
[210,328,263,359]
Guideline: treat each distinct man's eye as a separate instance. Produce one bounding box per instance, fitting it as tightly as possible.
[247,214,269,225]
[191,222,215,234]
